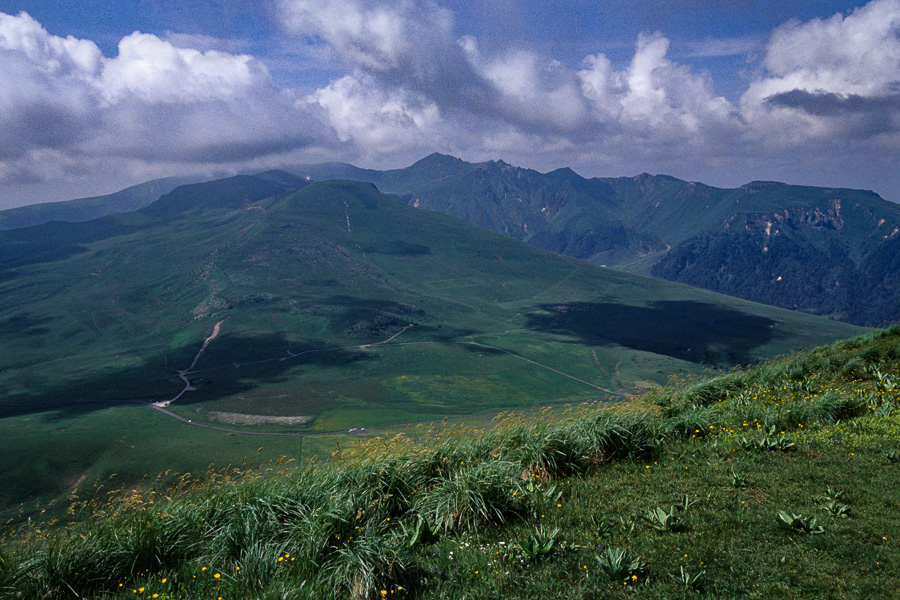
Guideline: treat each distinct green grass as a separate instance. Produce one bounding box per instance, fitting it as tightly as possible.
[0,179,862,522]
[2,327,898,599]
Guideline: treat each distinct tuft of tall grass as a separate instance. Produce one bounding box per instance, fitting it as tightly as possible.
[411,459,522,532]
[9,534,124,599]
[665,406,713,438]
[111,505,200,571]
[585,411,663,461]
[681,375,745,408]
[0,547,11,596]
[231,541,287,592]
[494,419,592,477]
[320,527,408,599]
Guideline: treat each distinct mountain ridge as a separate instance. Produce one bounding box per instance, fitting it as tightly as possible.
[286,154,900,326]
[0,175,205,230]
[4,154,897,325]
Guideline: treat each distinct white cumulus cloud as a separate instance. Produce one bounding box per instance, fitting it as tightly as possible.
[307,72,445,156]
[98,32,269,105]
[0,11,102,78]
[607,32,735,137]
[281,0,737,153]
[742,0,900,143]
[0,10,335,202]
[762,0,900,97]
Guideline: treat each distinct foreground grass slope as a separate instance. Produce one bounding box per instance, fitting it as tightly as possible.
[2,327,898,599]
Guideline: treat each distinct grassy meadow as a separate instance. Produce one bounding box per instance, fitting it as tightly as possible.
[1,326,898,599]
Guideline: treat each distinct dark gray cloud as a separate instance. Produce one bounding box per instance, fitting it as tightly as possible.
[766,89,900,117]
[0,50,97,160]
[764,89,900,138]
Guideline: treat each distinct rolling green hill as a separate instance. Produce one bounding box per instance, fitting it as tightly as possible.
[295,154,900,326]
[12,154,897,326]
[0,175,203,231]
[0,175,861,521]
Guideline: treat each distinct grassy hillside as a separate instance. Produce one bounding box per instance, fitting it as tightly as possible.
[296,154,900,326]
[1,327,898,599]
[0,176,202,231]
[0,177,860,524]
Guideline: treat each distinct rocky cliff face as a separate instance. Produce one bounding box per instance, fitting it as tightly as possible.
[729,200,846,235]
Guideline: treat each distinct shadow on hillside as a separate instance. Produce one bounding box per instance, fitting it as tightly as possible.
[0,218,139,278]
[310,295,427,334]
[525,300,779,367]
[0,331,374,421]
[0,315,53,337]
[0,244,90,280]
[367,240,432,256]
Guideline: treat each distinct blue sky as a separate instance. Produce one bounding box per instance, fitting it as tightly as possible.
[0,0,898,207]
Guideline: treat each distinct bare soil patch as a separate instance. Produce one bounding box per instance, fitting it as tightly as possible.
[205,411,314,426]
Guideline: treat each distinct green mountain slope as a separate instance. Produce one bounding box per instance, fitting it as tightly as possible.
[316,153,669,262]
[295,154,900,326]
[0,176,861,517]
[0,175,203,230]
[648,183,900,325]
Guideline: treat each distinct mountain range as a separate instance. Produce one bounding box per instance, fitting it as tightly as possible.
[4,154,897,326]
[294,153,900,327]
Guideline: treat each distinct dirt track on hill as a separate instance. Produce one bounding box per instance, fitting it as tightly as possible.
[154,319,224,408]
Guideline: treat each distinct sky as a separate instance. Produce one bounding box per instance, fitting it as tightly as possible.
[0,0,898,208]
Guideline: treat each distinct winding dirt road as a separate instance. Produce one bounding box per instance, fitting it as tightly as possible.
[153,319,224,407]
